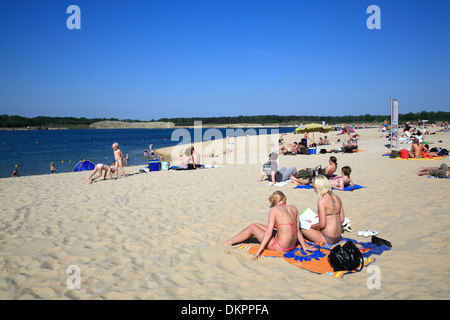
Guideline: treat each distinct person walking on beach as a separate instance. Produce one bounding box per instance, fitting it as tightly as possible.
[225,191,314,260]
[301,175,345,244]
[86,163,114,183]
[112,142,126,178]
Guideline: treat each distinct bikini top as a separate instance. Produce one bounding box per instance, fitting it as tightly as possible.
[324,193,340,216]
[274,202,295,236]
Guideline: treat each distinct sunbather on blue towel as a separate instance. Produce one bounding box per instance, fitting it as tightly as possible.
[329,166,355,191]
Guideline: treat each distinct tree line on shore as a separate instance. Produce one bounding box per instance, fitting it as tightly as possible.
[1,111,448,128]
[158,111,449,126]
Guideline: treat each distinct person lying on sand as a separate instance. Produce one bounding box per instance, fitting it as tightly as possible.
[416,163,449,179]
[289,156,338,186]
[225,191,315,259]
[329,166,355,191]
[423,144,448,157]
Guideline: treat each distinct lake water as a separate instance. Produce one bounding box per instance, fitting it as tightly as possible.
[0,127,295,178]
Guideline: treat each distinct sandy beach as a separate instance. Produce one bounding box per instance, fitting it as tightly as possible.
[0,126,449,300]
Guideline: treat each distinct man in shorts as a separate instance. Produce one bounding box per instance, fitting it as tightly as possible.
[416,163,449,179]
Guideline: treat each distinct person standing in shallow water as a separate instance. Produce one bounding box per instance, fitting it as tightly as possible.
[50,162,56,174]
[225,191,315,260]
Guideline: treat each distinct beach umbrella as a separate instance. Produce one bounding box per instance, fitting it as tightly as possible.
[342,125,355,134]
[73,159,96,172]
[294,123,332,148]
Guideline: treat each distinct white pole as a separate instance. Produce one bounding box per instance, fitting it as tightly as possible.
[390,98,393,149]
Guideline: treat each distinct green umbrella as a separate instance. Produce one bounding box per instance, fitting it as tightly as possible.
[294,123,332,148]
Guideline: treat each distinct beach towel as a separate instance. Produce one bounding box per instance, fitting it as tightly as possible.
[294,184,365,191]
[427,175,450,180]
[269,180,290,187]
[234,237,389,279]
[396,156,446,161]
[170,165,221,170]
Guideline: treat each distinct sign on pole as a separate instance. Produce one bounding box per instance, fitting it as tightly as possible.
[390,98,399,149]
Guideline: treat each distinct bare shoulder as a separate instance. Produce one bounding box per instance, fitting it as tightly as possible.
[332,193,343,204]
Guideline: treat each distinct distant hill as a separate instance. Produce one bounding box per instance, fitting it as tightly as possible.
[89,121,175,129]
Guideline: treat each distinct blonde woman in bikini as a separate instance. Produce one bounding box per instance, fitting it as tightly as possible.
[301,175,345,244]
[225,191,314,260]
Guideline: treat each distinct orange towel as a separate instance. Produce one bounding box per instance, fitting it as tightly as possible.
[234,241,375,279]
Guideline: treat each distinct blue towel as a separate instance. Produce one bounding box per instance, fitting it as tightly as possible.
[294,184,314,189]
[295,184,365,191]
[342,184,365,191]
[427,175,450,179]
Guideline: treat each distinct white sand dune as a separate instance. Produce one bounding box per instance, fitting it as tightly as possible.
[0,127,449,300]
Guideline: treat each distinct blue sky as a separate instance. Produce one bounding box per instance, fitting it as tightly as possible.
[0,0,449,120]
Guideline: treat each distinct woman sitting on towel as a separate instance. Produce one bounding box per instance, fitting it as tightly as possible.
[324,156,338,177]
[225,191,314,260]
[301,175,345,244]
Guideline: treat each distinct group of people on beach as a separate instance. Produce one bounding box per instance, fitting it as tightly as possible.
[279,132,331,155]
[228,122,448,260]
[258,152,355,191]
[405,133,448,159]
[227,151,355,259]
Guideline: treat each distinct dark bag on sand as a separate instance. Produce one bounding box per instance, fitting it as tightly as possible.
[371,236,392,248]
[296,168,314,179]
[328,241,364,272]
[297,165,324,180]
[390,150,400,158]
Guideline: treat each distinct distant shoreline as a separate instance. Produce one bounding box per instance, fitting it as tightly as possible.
[0,121,381,131]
